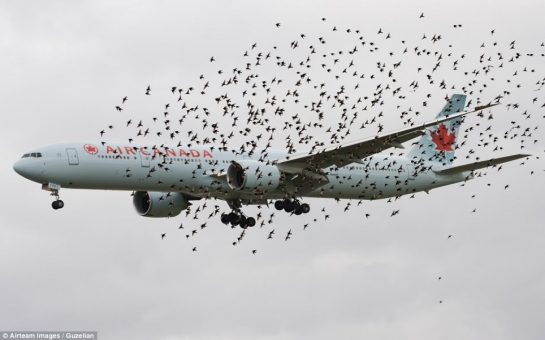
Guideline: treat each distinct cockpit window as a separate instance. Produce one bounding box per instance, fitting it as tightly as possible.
[21,153,42,158]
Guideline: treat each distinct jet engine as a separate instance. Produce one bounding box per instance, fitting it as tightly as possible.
[133,191,191,217]
[227,160,283,191]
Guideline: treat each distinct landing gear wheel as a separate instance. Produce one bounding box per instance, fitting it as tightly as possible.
[221,213,230,225]
[294,207,303,215]
[52,200,64,210]
[274,200,284,211]
[239,215,248,228]
[284,200,294,213]
[228,212,240,225]
[301,203,310,214]
[246,217,256,227]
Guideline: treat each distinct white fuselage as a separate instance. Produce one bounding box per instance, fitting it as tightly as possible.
[13,141,468,202]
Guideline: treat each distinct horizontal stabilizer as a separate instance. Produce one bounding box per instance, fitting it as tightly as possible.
[433,154,531,176]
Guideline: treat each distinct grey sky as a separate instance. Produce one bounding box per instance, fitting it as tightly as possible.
[1,1,544,339]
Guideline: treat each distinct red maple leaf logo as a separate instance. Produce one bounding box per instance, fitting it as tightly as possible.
[84,144,98,155]
[430,124,456,151]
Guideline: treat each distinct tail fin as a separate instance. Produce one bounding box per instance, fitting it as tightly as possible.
[407,94,467,165]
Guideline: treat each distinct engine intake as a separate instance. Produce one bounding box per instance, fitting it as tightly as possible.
[227,160,282,191]
[133,191,190,217]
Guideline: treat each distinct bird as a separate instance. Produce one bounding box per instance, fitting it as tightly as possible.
[161,233,166,239]
[102,16,540,244]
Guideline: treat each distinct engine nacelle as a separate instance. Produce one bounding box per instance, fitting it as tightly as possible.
[133,191,190,217]
[227,160,282,191]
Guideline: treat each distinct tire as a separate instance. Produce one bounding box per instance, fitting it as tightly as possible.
[57,200,64,209]
[228,212,239,225]
[294,208,303,215]
[221,214,230,224]
[301,203,310,214]
[239,215,247,228]
[246,217,256,227]
[283,199,294,213]
[274,200,284,210]
[52,201,59,210]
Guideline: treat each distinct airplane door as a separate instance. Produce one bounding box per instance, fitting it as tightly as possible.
[66,148,79,165]
[406,164,416,180]
[140,151,150,167]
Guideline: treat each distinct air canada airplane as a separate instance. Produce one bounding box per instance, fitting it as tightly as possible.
[13,94,529,228]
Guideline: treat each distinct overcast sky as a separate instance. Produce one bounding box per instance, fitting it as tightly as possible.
[1,1,545,339]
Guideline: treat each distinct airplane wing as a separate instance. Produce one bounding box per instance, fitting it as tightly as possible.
[274,102,499,174]
[432,153,530,176]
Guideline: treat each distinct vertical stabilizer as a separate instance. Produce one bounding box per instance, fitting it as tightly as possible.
[407,94,467,165]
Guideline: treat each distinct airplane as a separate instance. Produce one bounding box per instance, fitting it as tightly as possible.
[13,94,529,228]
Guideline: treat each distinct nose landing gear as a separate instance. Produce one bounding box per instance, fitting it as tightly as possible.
[49,185,64,210]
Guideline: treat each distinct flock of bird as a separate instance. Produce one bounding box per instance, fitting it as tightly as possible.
[97,16,543,271]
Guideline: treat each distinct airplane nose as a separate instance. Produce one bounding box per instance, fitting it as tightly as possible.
[13,161,25,176]
[13,160,40,181]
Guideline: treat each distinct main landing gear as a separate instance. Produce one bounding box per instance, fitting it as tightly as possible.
[274,199,310,215]
[220,212,256,229]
